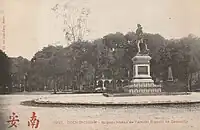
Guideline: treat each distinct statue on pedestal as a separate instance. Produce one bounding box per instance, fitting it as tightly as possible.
[135,24,149,55]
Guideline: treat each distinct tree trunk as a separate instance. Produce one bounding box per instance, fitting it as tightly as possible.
[187,73,192,92]
[94,68,97,88]
[53,79,56,94]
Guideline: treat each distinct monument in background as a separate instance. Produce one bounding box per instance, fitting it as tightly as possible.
[167,66,174,81]
[123,24,162,94]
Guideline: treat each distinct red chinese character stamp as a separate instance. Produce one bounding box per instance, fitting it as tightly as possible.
[7,112,20,128]
[28,112,40,128]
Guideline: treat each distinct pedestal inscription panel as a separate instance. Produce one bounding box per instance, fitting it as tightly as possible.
[138,66,148,75]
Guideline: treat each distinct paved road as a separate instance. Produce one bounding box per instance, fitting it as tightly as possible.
[1,93,200,130]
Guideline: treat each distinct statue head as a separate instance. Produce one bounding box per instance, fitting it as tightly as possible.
[137,24,141,28]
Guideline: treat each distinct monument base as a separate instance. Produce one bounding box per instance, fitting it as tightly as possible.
[123,54,162,95]
[123,82,162,94]
[131,78,154,83]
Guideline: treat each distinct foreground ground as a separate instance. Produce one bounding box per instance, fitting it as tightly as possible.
[0,93,200,130]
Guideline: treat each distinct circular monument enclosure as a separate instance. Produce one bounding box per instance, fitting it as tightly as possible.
[21,92,200,107]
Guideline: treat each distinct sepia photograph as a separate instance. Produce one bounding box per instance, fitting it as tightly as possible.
[0,0,200,130]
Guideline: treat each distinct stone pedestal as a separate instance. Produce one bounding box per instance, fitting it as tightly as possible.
[123,55,162,94]
[131,55,153,83]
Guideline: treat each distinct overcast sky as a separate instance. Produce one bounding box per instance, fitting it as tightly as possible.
[2,0,200,60]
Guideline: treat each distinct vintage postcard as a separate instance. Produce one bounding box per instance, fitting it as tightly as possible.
[0,0,200,130]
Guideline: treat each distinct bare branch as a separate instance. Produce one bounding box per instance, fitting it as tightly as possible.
[52,1,90,45]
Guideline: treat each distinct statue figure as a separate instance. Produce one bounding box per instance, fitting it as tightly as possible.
[136,24,143,44]
[135,24,149,55]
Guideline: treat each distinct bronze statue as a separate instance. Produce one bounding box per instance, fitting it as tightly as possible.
[135,24,149,55]
[136,24,143,42]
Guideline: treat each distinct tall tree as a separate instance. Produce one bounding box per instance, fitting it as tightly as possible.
[0,50,11,94]
[9,56,30,92]
[52,2,90,45]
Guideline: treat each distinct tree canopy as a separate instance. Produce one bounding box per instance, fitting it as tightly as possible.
[0,50,11,93]
[7,32,200,92]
